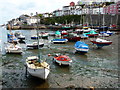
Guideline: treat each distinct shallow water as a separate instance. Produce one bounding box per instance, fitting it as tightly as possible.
[0,27,119,88]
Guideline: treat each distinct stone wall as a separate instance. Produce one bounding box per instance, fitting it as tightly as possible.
[84,14,120,26]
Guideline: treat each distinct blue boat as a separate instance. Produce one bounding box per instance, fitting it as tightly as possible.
[51,39,68,44]
[7,33,19,43]
[100,31,113,36]
[31,35,38,39]
[74,41,89,53]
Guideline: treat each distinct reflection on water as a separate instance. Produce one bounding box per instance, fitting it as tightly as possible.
[1,28,119,88]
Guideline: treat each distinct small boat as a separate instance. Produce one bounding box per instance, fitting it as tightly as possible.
[90,38,112,48]
[55,30,61,37]
[27,42,44,49]
[39,32,49,39]
[14,32,25,40]
[26,56,50,79]
[100,31,113,36]
[99,33,109,37]
[84,30,98,37]
[31,35,38,39]
[5,43,22,54]
[63,33,81,41]
[74,41,89,53]
[61,30,68,35]
[26,14,50,79]
[53,54,72,65]
[51,38,68,44]
[7,33,19,43]
[80,34,88,39]
[17,34,25,40]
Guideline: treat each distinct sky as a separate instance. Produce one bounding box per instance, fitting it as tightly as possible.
[0,0,78,24]
[0,0,118,25]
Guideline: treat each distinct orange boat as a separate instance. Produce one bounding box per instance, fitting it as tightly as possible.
[53,55,72,65]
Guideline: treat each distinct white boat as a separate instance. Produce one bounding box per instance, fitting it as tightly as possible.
[31,35,38,39]
[26,56,50,79]
[39,32,49,38]
[14,32,25,40]
[5,43,22,54]
[27,42,44,49]
[17,34,25,40]
[53,55,72,65]
[26,13,50,79]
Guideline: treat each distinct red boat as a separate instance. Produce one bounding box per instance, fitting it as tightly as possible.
[61,30,68,35]
[63,33,81,41]
[53,55,72,65]
[87,34,99,37]
[90,38,112,48]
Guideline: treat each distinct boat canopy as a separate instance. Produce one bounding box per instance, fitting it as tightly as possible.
[74,41,89,49]
[54,55,71,61]
[55,30,61,35]
[84,30,98,35]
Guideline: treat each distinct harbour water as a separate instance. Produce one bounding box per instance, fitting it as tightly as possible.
[1,27,119,88]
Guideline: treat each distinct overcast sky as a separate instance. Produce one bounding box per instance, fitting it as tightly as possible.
[0,0,79,24]
[0,0,118,24]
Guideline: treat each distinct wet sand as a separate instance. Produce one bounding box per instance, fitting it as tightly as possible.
[47,34,119,88]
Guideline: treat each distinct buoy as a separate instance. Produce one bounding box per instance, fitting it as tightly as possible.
[48,54,51,56]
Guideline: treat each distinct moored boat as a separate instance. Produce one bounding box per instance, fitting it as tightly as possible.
[53,54,72,65]
[31,35,38,39]
[5,43,22,54]
[27,42,44,49]
[90,38,112,48]
[74,41,89,53]
[63,33,81,42]
[26,56,50,79]
[51,38,68,44]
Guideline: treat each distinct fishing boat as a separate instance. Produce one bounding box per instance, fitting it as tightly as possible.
[5,43,22,54]
[27,42,44,49]
[26,13,50,79]
[90,38,112,48]
[53,54,72,65]
[51,38,68,44]
[74,41,89,53]
[63,33,81,41]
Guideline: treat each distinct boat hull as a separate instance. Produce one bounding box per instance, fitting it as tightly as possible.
[75,48,89,53]
[63,37,81,41]
[91,40,112,47]
[87,34,98,37]
[27,44,44,49]
[5,49,22,54]
[53,58,72,65]
[27,65,50,79]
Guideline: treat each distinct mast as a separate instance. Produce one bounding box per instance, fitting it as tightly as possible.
[36,12,41,62]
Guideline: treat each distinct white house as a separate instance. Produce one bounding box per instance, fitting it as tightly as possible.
[26,17,40,25]
[93,7,104,14]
